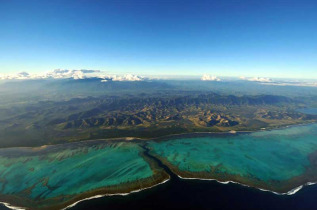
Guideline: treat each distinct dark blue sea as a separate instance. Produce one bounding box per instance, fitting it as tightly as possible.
[1,163,316,210]
[68,177,317,210]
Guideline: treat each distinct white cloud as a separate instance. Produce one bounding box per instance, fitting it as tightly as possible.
[201,74,221,81]
[112,74,144,81]
[101,74,144,82]
[43,69,101,79]
[261,81,317,87]
[249,77,272,82]
[238,76,317,87]
[0,69,146,82]
[240,76,272,83]
[0,72,31,80]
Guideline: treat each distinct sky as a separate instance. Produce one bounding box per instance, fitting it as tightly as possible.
[0,0,317,79]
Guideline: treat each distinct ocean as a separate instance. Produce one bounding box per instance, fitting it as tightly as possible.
[70,173,317,210]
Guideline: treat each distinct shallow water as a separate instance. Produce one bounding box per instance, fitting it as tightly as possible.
[0,142,154,207]
[149,124,317,183]
[0,123,317,209]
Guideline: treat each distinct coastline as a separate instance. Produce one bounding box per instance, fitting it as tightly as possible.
[1,173,315,210]
[0,122,316,209]
[176,175,316,196]
[0,165,170,210]
[0,202,25,210]
[145,128,317,197]
[62,178,170,210]
[147,152,317,195]
[1,120,315,151]
[0,178,170,210]
[0,142,170,210]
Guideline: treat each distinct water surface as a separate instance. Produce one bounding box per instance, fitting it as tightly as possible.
[0,123,317,209]
[148,123,317,192]
[0,142,166,209]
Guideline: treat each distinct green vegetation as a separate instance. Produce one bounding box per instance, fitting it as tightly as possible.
[0,78,316,209]
[0,79,316,148]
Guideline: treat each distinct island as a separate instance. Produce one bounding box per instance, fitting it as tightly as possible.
[0,79,317,209]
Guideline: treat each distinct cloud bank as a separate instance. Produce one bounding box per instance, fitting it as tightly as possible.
[201,74,221,81]
[101,74,144,82]
[239,76,272,83]
[0,72,32,80]
[0,69,145,82]
[239,76,317,87]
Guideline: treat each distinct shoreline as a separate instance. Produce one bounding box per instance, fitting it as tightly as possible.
[176,175,316,196]
[0,120,315,151]
[146,151,317,197]
[0,178,170,210]
[2,173,315,210]
[0,122,316,209]
[0,141,170,210]
[0,202,25,210]
[62,178,170,210]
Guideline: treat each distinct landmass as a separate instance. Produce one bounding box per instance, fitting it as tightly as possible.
[0,79,317,209]
[0,80,316,148]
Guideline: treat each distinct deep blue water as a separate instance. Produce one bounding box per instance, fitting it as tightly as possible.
[68,177,317,210]
[1,178,317,210]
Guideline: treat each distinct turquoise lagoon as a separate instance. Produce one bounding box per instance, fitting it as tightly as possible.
[0,142,166,209]
[0,124,317,209]
[148,123,317,193]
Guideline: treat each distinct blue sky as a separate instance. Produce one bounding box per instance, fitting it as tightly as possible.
[1,0,317,79]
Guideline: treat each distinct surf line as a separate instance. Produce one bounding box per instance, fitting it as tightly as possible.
[63,142,173,210]
[177,175,316,196]
[63,178,170,210]
[62,142,173,210]
[0,178,170,210]
[0,202,25,210]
